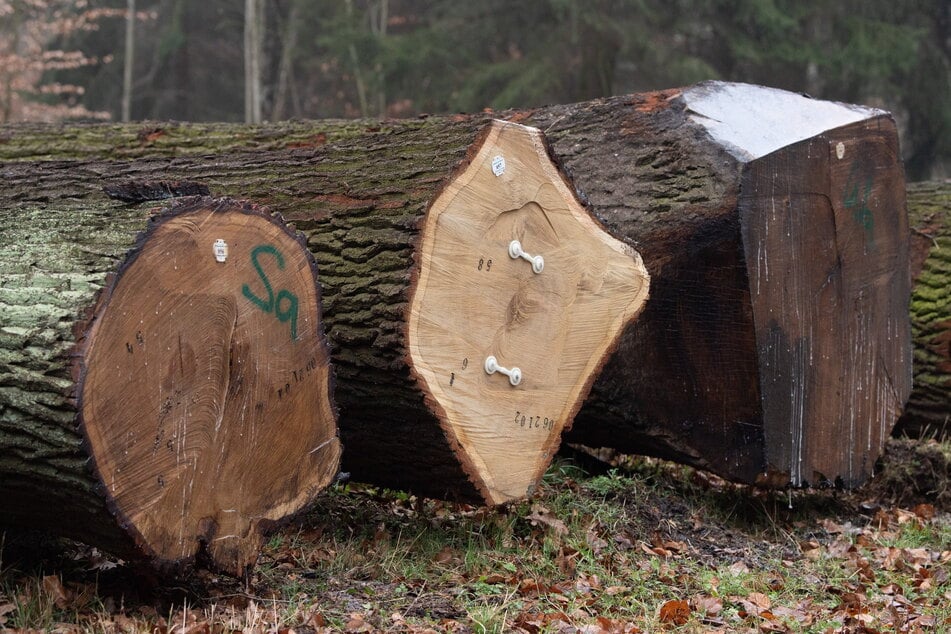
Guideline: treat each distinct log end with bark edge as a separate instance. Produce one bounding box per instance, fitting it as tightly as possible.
[407,121,650,504]
[76,197,340,574]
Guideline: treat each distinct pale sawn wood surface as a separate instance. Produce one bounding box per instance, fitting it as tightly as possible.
[408,121,649,503]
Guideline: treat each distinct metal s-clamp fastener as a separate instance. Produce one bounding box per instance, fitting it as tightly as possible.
[508,240,544,274]
[484,355,522,386]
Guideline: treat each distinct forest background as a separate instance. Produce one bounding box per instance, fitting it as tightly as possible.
[0,0,948,181]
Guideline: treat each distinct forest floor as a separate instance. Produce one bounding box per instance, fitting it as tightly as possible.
[2,438,951,633]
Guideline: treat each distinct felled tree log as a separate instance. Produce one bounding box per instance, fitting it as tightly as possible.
[0,197,340,574]
[0,81,912,492]
[518,82,912,488]
[893,181,951,438]
[0,119,649,506]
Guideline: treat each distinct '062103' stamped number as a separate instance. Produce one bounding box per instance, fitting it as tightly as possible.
[514,410,555,431]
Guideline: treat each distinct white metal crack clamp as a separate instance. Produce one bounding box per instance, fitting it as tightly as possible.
[484,356,522,386]
[508,240,544,274]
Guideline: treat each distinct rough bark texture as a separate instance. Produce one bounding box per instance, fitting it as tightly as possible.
[0,202,144,558]
[518,85,912,488]
[894,181,951,438]
[0,82,915,492]
[517,91,765,480]
[0,197,339,573]
[0,117,529,504]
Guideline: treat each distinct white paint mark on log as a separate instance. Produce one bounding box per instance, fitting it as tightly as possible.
[683,82,883,161]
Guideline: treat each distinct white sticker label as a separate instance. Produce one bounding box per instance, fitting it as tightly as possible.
[213,239,228,263]
[491,155,505,177]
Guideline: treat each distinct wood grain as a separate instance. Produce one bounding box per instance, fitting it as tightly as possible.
[80,200,340,573]
[0,197,339,574]
[408,121,649,503]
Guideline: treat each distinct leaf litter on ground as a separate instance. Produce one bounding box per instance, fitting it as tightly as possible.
[1,439,951,632]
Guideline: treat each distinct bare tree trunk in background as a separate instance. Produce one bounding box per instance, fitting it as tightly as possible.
[345,0,369,117]
[272,0,299,121]
[244,0,253,122]
[374,0,387,117]
[121,0,135,122]
[1,4,23,122]
[244,0,264,123]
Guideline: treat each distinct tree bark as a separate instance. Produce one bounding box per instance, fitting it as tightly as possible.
[0,118,648,506]
[518,82,912,488]
[0,81,914,492]
[894,180,951,438]
[0,197,340,574]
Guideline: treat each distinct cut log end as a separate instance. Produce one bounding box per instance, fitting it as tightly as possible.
[741,118,911,488]
[78,198,340,574]
[407,120,650,504]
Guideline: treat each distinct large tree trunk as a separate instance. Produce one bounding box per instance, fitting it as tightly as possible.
[0,197,340,574]
[0,81,913,492]
[518,82,912,488]
[121,0,135,122]
[894,180,951,438]
[0,119,649,507]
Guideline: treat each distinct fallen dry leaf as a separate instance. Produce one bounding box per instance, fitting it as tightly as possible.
[691,594,723,616]
[526,504,568,536]
[42,575,69,610]
[586,524,609,554]
[728,560,750,575]
[0,602,16,623]
[594,615,641,633]
[433,546,458,565]
[518,578,549,596]
[345,613,372,632]
[513,611,571,633]
[305,610,327,628]
[894,508,918,525]
[772,600,815,626]
[748,592,771,610]
[658,599,690,625]
[603,585,630,596]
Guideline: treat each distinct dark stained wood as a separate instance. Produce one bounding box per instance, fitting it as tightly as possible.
[738,121,911,486]
[520,82,912,488]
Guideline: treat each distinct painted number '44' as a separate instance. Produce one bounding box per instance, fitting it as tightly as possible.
[242,244,299,340]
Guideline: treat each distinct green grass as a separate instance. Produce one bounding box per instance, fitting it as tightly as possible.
[3,454,951,632]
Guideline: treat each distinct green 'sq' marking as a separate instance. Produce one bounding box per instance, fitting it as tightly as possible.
[242,244,300,341]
